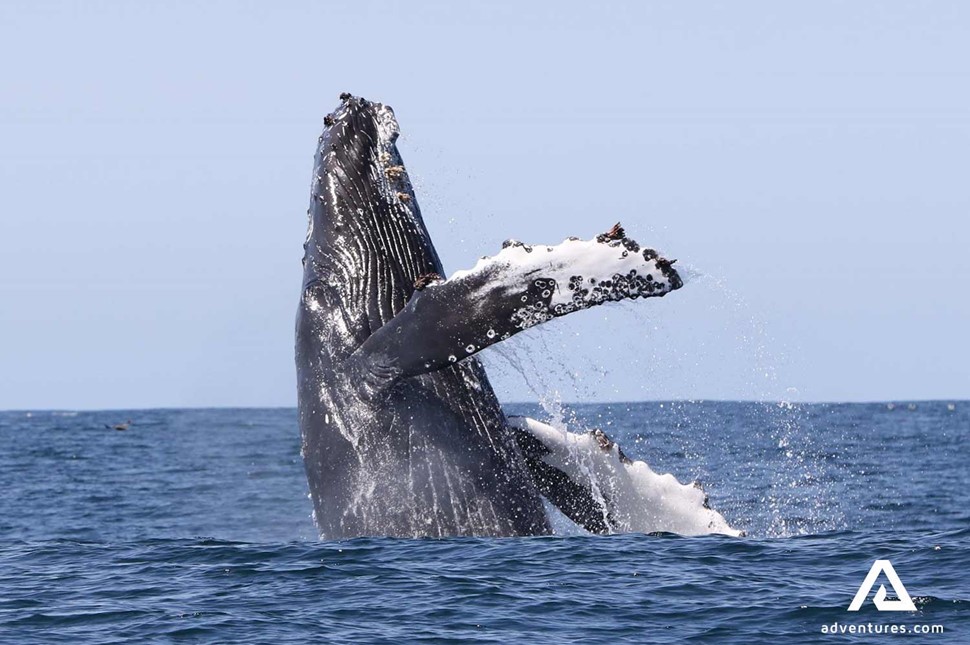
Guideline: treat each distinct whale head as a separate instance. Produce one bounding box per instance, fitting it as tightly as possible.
[301,94,443,332]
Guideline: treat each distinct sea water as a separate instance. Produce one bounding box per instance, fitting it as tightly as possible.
[1,402,966,643]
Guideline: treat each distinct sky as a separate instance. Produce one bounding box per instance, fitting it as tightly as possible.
[1,1,968,409]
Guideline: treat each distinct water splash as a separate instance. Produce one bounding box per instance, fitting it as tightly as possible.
[484,262,846,538]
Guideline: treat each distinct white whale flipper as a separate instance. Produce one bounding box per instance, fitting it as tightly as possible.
[509,416,742,537]
[345,224,683,393]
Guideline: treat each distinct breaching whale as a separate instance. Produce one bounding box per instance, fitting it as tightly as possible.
[296,94,738,539]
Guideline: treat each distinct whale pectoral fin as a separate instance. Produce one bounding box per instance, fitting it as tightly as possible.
[348,223,683,381]
[510,417,616,534]
[509,416,744,537]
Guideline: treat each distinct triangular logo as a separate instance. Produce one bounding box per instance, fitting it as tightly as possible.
[848,560,916,611]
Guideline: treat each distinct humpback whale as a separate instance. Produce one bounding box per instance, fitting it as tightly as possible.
[296,94,736,539]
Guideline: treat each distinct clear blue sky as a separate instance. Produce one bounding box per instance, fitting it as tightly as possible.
[1,1,967,409]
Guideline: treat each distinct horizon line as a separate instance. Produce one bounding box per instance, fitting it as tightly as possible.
[2,398,966,414]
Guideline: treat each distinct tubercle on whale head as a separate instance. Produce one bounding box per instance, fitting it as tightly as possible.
[322,93,401,157]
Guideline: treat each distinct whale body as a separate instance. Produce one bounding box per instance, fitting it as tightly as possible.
[296,94,730,539]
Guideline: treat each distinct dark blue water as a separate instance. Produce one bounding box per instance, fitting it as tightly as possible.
[1,402,967,643]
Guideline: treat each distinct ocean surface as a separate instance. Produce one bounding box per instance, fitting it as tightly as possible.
[1,402,966,643]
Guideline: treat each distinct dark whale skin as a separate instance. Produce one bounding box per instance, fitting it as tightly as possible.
[296,96,551,539]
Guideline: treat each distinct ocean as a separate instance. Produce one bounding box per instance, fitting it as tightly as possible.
[1,402,966,643]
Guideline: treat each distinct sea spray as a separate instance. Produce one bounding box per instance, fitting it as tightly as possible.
[485,263,845,537]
